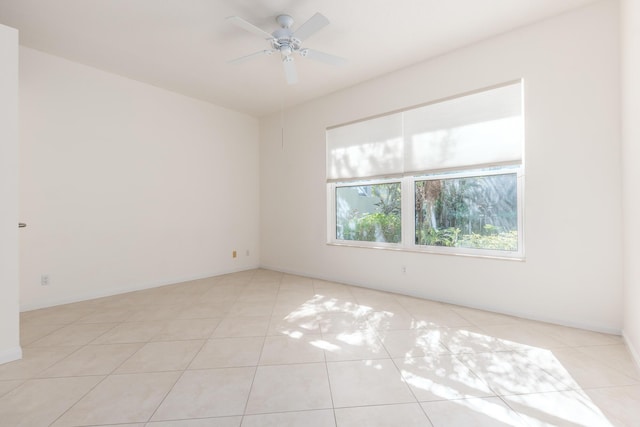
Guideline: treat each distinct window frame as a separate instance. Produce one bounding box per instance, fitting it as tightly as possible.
[328,177,404,251]
[327,166,525,260]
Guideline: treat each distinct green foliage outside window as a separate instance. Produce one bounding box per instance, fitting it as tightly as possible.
[336,173,518,252]
[415,174,518,251]
[337,183,401,244]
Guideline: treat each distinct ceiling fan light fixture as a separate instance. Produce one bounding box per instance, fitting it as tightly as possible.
[280,45,292,56]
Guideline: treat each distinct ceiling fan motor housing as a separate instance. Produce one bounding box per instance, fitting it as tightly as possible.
[272,15,301,57]
[276,14,294,28]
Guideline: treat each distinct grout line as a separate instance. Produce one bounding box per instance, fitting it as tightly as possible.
[146,339,209,423]
[239,269,283,424]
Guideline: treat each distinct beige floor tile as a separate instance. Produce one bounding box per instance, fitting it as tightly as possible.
[0,376,102,427]
[70,424,142,427]
[320,299,369,316]
[92,321,167,344]
[327,359,415,408]
[152,318,221,341]
[52,372,180,426]
[575,344,640,380]
[147,418,241,426]
[144,294,202,306]
[280,274,314,286]
[259,334,325,365]
[242,409,336,427]
[40,343,143,377]
[503,390,616,427]
[368,309,425,331]
[27,322,116,347]
[198,292,241,305]
[350,289,403,306]
[458,352,570,396]
[176,303,230,319]
[268,312,323,336]
[19,322,66,346]
[245,363,332,414]
[126,305,183,322]
[530,323,622,347]
[584,385,640,427]
[535,347,639,390]
[276,286,316,298]
[421,397,528,427]
[21,306,95,325]
[450,307,522,327]
[409,309,474,328]
[0,379,23,397]
[235,290,278,302]
[335,403,432,427]
[378,329,450,358]
[322,330,390,361]
[75,307,134,323]
[320,312,373,334]
[212,316,270,338]
[115,340,203,373]
[0,346,79,380]
[313,290,356,302]
[271,301,322,318]
[189,337,264,369]
[479,323,567,350]
[91,424,144,427]
[395,354,495,402]
[395,296,446,313]
[152,367,255,420]
[228,300,275,317]
[438,326,511,354]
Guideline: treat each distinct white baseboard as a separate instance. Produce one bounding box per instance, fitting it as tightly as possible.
[0,346,22,365]
[20,264,260,312]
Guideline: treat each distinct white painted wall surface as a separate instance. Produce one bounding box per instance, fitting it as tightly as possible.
[0,24,21,364]
[19,47,259,310]
[259,0,623,333]
[622,0,640,362]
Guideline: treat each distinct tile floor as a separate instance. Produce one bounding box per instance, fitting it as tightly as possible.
[1,269,639,426]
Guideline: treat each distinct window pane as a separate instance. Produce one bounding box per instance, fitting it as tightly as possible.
[336,182,401,243]
[415,173,518,251]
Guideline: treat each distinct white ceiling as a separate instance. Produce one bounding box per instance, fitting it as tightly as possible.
[0,0,598,117]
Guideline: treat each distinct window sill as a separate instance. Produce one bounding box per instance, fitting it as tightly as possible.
[326,241,525,262]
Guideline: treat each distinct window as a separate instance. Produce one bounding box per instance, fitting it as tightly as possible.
[327,81,524,258]
[336,181,402,244]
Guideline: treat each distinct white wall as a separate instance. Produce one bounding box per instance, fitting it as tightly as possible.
[19,47,259,310]
[0,24,21,363]
[260,0,623,333]
[622,0,640,362]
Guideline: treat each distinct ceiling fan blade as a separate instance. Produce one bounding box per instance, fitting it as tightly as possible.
[226,16,273,39]
[292,12,329,41]
[228,50,274,64]
[301,48,347,66]
[282,57,298,85]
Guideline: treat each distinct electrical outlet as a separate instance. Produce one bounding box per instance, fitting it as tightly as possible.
[401,266,407,274]
[246,249,250,256]
[41,274,50,286]
[232,250,237,258]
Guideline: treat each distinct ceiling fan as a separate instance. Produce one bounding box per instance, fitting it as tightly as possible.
[227,12,347,85]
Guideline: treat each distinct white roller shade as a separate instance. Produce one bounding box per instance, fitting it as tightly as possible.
[326,82,523,182]
[403,82,523,173]
[326,113,403,181]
